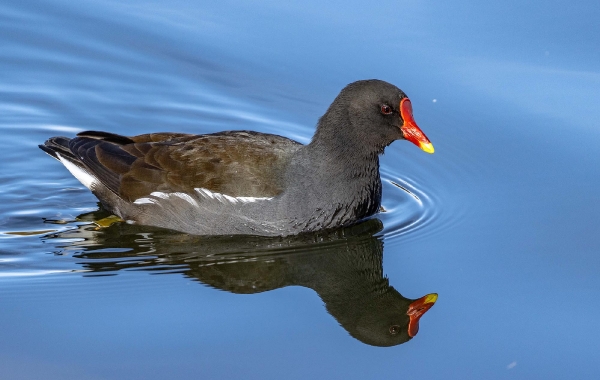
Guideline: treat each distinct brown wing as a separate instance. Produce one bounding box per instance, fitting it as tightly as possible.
[69,130,302,201]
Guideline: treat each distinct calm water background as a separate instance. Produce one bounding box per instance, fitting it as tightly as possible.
[1,0,600,379]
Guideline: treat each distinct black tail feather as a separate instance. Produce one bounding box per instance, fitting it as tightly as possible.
[77,130,135,145]
[39,136,75,160]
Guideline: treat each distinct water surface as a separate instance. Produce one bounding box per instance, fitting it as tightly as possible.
[2,0,600,379]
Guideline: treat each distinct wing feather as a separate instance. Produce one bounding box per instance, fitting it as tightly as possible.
[59,130,301,201]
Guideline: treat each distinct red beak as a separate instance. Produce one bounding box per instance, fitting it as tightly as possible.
[407,293,438,337]
[400,98,434,154]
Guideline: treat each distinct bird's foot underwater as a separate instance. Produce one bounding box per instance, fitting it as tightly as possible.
[92,215,124,229]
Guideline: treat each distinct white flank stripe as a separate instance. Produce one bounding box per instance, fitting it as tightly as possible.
[150,191,170,199]
[172,192,199,207]
[132,188,272,207]
[195,188,272,204]
[133,197,156,205]
[133,191,198,207]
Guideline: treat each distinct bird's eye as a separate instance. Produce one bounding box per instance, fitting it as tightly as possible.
[389,325,400,335]
[381,105,392,115]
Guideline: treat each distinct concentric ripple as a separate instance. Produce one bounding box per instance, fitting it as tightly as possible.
[377,141,479,247]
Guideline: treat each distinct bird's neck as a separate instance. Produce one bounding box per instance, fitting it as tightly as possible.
[303,140,383,206]
[279,132,383,232]
[304,119,383,181]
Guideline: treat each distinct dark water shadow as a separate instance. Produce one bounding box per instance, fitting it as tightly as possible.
[43,208,437,347]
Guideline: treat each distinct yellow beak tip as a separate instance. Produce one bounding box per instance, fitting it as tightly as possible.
[420,143,435,154]
[424,293,438,304]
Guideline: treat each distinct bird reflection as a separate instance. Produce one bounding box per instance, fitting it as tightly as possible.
[46,208,437,347]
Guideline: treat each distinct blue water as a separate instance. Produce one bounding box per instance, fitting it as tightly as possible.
[2,0,600,378]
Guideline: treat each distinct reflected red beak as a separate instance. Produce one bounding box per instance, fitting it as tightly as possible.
[400,98,434,154]
[407,293,438,337]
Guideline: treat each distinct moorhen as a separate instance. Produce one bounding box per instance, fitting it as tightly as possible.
[40,79,434,236]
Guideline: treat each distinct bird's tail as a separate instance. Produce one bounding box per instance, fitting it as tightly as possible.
[39,136,75,161]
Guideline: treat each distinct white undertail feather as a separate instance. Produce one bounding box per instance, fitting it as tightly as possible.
[57,153,97,190]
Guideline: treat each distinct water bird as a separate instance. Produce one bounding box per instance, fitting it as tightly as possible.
[40,80,434,236]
